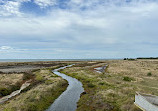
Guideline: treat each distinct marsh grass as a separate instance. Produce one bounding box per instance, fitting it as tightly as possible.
[0,67,68,111]
[123,76,134,82]
[0,74,24,97]
[61,60,158,111]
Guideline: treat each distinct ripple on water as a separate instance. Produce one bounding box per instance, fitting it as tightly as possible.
[46,65,84,111]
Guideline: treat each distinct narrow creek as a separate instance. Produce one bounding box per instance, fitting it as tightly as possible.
[46,65,84,111]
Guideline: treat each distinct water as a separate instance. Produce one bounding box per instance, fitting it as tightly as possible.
[0,59,75,62]
[0,59,116,62]
[0,80,30,104]
[46,65,84,111]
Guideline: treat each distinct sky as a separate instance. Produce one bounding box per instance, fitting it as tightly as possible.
[0,0,158,59]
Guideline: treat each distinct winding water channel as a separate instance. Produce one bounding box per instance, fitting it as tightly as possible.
[46,65,84,111]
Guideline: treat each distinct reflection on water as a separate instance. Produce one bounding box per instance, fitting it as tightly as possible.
[46,65,84,111]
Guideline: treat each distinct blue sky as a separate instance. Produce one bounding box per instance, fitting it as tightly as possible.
[0,0,158,59]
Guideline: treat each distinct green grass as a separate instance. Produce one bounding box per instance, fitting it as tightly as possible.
[0,68,68,111]
[20,81,67,111]
[1,60,157,111]
[123,76,133,82]
[0,87,10,96]
[87,83,95,88]
[0,82,21,97]
[60,62,144,111]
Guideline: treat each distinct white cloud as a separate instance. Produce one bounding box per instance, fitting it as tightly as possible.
[0,0,56,17]
[34,0,56,8]
[0,46,13,50]
[0,0,158,58]
[0,46,12,50]
[0,1,22,17]
[0,46,31,53]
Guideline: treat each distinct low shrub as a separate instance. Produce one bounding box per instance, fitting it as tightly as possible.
[147,72,152,76]
[9,82,21,92]
[123,76,133,82]
[50,75,59,77]
[23,73,34,80]
[99,82,105,85]
[87,83,95,88]
[35,75,45,82]
[0,87,10,96]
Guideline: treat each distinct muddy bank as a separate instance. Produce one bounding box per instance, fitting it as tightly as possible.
[0,62,69,73]
[0,65,41,73]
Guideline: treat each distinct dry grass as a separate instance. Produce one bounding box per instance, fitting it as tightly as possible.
[0,74,23,88]
[107,60,158,77]
[0,74,24,97]
[61,60,158,111]
[1,60,157,111]
[0,68,68,111]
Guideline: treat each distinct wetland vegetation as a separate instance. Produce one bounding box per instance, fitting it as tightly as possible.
[0,60,158,111]
[61,60,158,111]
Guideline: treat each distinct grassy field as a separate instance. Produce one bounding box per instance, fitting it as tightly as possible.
[60,60,158,111]
[0,63,69,111]
[0,73,24,97]
[0,74,23,87]
[0,60,158,111]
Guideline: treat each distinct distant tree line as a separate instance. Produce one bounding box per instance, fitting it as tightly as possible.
[123,57,158,60]
[137,57,158,59]
[123,58,136,60]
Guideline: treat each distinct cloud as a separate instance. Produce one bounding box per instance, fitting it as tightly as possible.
[0,1,21,17]
[0,46,13,50]
[34,0,56,8]
[0,0,158,58]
